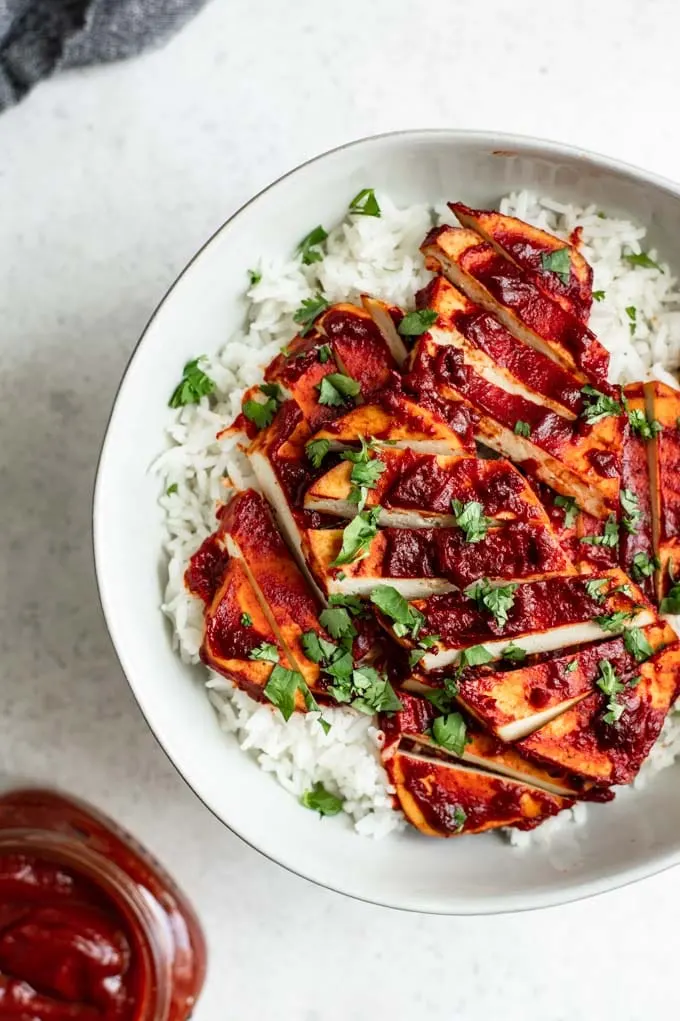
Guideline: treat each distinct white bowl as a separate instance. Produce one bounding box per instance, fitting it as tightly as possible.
[94,130,680,914]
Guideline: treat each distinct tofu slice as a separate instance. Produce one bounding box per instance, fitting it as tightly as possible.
[304,448,556,528]
[304,520,572,599]
[449,203,593,322]
[380,569,655,671]
[406,623,675,741]
[407,336,622,518]
[619,383,656,601]
[644,380,680,598]
[315,302,399,397]
[309,393,475,456]
[219,490,329,691]
[420,275,585,419]
[381,693,585,797]
[421,225,610,389]
[360,295,409,366]
[518,639,680,786]
[386,749,571,836]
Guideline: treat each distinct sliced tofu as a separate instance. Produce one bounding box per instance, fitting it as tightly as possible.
[380,569,655,672]
[304,447,556,528]
[315,302,399,397]
[407,336,622,518]
[200,558,306,706]
[421,225,610,389]
[309,393,475,457]
[420,275,585,419]
[449,203,593,322]
[360,295,409,365]
[518,639,680,786]
[644,381,680,598]
[386,749,571,836]
[407,623,675,741]
[381,693,584,797]
[304,520,572,599]
[619,383,656,602]
[218,490,329,691]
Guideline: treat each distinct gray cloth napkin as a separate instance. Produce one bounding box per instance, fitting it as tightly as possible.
[0,0,211,111]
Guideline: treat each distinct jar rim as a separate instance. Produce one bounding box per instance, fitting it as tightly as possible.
[0,829,172,1021]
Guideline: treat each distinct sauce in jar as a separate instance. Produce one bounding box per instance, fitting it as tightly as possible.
[0,789,205,1021]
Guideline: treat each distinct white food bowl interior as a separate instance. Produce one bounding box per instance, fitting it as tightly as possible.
[94,130,680,914]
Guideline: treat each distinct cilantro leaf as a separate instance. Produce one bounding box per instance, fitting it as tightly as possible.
[596,660,626,725]
[623,251,662,271]
[243,397,278,430]
[593,290,606,302]
[540,248,571,283]
[630,551,660,581]
[624,626,654,663]
[350,458,386,491]
[349,188,381,217]
[248,268,262,286]
[297,225,328,265]
[240,613,252,627]
[349,666,402,714]
[169,357,216,408]
[431,712,468,757]
[317,372,361,407]
[328,594,367,616]
[420,688,455,713]
[580,385,624,425]
[660,580,680,615]
[306,438,331,468]
[166,483,178,496]
[318,344,332,364]
[627,408,662,439]
[300,782,343,816]
[319,607,356,640]
[565,659,578,673]
[502,642,527,663]
[620,488,642,533]
[458,644,494,671]
[465,578,517,629]
[331,506,381,566]
[554,494,579,528]
[301,630,339,665]
[370,585,424,639]
[514,420,531,437]
[293,293,330,335]
[584,578,607,602]
[398,309,438,337]
[580,514,619,548]
[451,499,492,543]
[263,665,304,721]
[449,805,467,833]
[260,382,282,400]
[594,611,634,634]
[626,306,637,335]
[249,642,279,663]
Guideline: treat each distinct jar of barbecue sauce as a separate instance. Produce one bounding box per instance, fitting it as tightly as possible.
[0,786,206,1021]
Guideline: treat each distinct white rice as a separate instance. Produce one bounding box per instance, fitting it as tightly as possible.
[157,189,680,843]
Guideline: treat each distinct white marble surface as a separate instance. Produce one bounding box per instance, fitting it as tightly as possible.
[2,0,680,1017]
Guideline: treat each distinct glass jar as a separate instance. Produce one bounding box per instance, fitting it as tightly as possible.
[0,786,206,1021]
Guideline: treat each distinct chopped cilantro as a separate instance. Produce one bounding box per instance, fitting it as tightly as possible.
[580,385,624,425]
[349,188,381,217]
[584,578,607,602]
[465,578,517,629]
[623,626,654,663]
[502,642,527,663]
[540,248,571,283]
[293,293,330,335]
[431,712,468,757]
[249,642,279,663]
[297,225,328,265]
[514,420,531,438]
[169,357,216,408]
[554,494,579,528]
[594,611,634,634]
[328,593,367,616]
[620,488,642,534]
[263,665,304,721]
[660,577,680,614]
[398,308,438,336]
[623,251,662,271]
[449,805,467,833]
[626,305,637,334]
[240,613,252,627]
[565,659,578,673]
[348,666,402,714]
[596,660,626,725]
[301,630,339,665]
[370,585,424,640]
[457,644,494,671]
[318,343,332,364]
[306,438,331,468]
[451,499,492,543]
[248,268,262,286]
[166,483,178,496]
[243,396,278,430]
[420,688,455,713]
[593,290,606,302]
[580,514,619,548]
[319,607,356,640]
[627,407,662,439]
[331,506,381,566]
[317,372,361,407]
[300,783,343,816]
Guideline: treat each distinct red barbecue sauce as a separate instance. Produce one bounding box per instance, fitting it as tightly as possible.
[0,790,205,1021]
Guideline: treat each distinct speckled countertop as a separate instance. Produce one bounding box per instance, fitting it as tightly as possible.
[2,1,680,1017]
